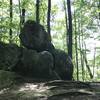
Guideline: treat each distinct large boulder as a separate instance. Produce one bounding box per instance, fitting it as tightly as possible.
[12,48,55,79]
[52,49,73,80]
[19,20,73,80]
[19,20,53,52]
[0,42,60,80]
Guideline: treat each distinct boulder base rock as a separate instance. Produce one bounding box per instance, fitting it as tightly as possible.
[0,42,21,70]
[52,49,73,80]
[13,49,54,79]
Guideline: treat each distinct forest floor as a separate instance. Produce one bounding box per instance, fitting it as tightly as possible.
[0,79,100,100]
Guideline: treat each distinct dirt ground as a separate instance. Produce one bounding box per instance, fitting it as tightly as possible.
[0,80,100,100]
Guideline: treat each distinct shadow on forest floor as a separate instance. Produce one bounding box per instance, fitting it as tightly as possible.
[0,79,100,100]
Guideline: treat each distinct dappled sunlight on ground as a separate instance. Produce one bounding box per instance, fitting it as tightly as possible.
[18,83,50,93]
[0,81,100,100]
[0,88,9,94]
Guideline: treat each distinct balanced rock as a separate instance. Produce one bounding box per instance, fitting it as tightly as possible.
[19,20,53,52]
[19,20,73,80]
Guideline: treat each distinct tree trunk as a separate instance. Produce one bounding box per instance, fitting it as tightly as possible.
[0,0,3,41]
[63,0,68,53]
[84,43,93,79]
[21,9,25,24]
[47,0,51,41]
[18,0,21,33]
[93,47,96,78]
[78,17,85,81]
[74,10,79,81]
[9,0,13,43]
[98,0,100,19]
[36,0,40,23]
[67,0,73,59]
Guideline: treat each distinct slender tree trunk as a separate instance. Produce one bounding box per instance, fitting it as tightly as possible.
[67,0,73,59]
[9,0,13,43]
[36,0,40,23]
[74,11,79,81]
[63,0,68,52]
[79,14,85,81]
[81,36,85,81]
[18,0,21,33]
[19,0,26,46]
[0,0,3,41]
[93,47,96,78]
[78,22,85,81]
[98,0,100,19]
[84,43,93,79]
[64,0,73,79]
[47,0,51,41]
[22,9,25,24]
[78,19,82,80]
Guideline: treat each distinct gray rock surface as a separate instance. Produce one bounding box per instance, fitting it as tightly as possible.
[14,49,54,79]
[19,20,52,52]
[0,42,21,70]
[52,49,73,80]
